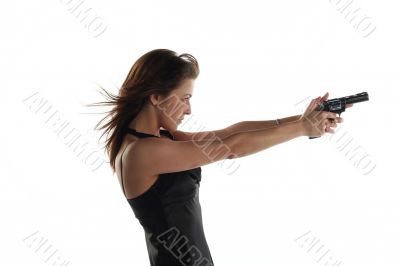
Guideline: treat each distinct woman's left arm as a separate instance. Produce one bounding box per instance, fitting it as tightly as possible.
[225,114,301,137]
[172,114,301,141]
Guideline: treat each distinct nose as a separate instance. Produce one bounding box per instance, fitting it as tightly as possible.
[184,101,191,115]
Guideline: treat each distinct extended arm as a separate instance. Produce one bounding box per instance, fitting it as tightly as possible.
[225,114,301,136]
[171,114,302,141]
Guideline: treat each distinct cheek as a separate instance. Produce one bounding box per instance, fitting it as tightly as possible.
[158,98,185,119]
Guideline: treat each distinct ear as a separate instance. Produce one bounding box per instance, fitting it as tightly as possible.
[149,93,162,106]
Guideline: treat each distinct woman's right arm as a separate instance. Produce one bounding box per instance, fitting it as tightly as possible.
[126,95,341,177]
[127,120,308,178]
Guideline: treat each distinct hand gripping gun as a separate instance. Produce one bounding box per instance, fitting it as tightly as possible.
[309,92,369,139]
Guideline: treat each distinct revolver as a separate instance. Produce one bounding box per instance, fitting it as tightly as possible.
[309,92,369,139]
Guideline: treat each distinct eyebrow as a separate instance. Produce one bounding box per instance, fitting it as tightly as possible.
[184,94,192,97]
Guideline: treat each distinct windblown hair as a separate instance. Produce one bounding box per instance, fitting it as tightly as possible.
[88,49,199,172]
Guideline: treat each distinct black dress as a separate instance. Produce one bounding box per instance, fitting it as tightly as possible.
[120,127,214,266]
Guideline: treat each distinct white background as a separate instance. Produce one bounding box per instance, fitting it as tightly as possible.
[2,0,399,265]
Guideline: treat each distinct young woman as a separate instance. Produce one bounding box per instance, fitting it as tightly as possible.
[92,48,346,265]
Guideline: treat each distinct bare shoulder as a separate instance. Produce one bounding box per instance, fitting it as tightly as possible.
[120,135,172,179]
[118,138,161,199]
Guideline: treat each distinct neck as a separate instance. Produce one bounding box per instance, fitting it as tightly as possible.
[127,104,161,137]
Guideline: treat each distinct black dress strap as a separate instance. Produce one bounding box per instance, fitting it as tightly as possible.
[123,127,174,140]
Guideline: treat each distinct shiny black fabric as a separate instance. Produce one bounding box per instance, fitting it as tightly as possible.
[121,128,214,266]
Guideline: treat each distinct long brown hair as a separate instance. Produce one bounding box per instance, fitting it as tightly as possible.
[87,49,200,172]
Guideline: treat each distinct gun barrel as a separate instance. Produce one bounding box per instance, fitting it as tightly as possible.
[344,92,369,104]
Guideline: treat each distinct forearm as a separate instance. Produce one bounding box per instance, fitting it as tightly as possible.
[278,114,302,124]
[229,119,305,158]
[226,114,302,136]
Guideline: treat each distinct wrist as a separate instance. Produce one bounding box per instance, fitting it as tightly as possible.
[294,119,306,137]
[279,114,302,125]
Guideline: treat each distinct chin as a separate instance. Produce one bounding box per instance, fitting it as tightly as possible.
[161,123,178,133]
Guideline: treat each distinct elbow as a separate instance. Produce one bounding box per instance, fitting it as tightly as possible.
[226,133,243,159]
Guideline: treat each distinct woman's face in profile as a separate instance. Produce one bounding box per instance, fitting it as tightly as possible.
[157,78,194,130]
